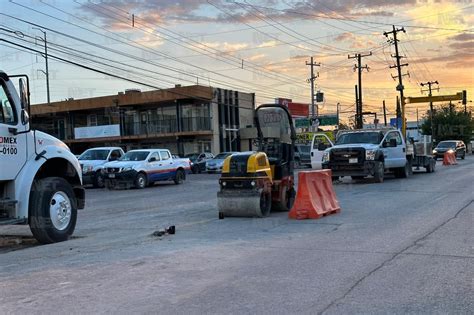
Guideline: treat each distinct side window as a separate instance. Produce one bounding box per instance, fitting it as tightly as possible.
[149,152,160,162]
[386,132,402,146]
[110,150,122,160]
[395,133,402,145]
[0,84,16,125]
[160,151,170,160]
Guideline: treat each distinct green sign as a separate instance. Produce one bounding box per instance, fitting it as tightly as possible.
[317,115,338,126]
[295,118,310,128]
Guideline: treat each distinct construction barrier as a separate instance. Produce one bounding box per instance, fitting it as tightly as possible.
[443,151,457,165]
[289,170,341,220]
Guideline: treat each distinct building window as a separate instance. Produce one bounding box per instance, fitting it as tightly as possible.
[87,114,98,126]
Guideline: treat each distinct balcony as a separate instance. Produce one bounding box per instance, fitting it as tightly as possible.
[123,116,211,136]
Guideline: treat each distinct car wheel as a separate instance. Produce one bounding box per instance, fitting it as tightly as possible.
[174,169,185,184]
[93,172,105,188]
[373,161,384,183]
[461,151,465,160]
[29,177,77,244]
[135,173,147,189]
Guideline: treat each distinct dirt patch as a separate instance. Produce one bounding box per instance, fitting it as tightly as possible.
[0,235,39,253]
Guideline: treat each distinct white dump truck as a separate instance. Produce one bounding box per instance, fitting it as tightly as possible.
[0,71,85,244]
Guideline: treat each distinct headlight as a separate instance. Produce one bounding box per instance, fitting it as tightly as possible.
[366,150,376,161]
[447,149,454,153]
[83,165,93,173]
[222,181,226,186]
[250,181,256,187]
[121,167,133,172]
[322,151,330,163]
[432,150,437,154]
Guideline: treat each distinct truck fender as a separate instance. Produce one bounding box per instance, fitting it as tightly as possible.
[375,150,385,162]
[14,145,84,219]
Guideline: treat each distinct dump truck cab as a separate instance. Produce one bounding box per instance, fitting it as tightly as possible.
[0,71,84,244]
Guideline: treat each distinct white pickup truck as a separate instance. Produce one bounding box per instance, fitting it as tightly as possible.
[78,147,125,188]
[102,149,191,189]
[322,128,436,183]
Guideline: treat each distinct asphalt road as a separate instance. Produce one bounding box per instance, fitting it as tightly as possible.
[1,157,473,314]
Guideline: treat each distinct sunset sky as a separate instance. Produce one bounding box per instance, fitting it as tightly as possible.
[0,0,472,123]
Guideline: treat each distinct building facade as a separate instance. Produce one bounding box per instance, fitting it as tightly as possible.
[31,85,255,156]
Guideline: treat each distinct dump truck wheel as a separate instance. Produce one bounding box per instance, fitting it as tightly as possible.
[29,177,77,244]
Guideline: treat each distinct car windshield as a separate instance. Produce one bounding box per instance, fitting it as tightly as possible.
[336,132,382,145]
[79,149,109,161]
[119,151,150,161]
[437,141,456,148]
[214,153,231,159]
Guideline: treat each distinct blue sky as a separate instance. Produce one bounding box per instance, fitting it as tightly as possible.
[0,0,472,122]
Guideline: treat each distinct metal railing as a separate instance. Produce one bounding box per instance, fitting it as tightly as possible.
[123,117,211,136]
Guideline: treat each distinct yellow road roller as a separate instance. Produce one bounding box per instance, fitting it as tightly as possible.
[217,104,296,218]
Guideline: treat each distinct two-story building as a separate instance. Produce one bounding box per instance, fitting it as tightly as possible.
[31,85,255,156]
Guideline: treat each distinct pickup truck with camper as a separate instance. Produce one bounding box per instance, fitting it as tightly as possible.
[78,147,125,188]
[322,128,435,183]
[102,149,191,189]
[0,71,85,244]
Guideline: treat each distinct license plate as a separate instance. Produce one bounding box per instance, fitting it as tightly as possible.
[349,158,358,164]
[108,174,115,178]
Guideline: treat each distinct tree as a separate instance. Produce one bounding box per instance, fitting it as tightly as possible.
[421,103,473,144]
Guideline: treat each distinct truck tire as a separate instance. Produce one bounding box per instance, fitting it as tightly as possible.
[29,177,77,244]
[135,173,147,189]
[174,169,185,184]
[426,159,435,173]
[394,161,410,178]
[373,161,384,183]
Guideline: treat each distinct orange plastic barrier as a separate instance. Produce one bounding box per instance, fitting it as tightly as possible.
[289,170,341,220]
[442,151,457,165]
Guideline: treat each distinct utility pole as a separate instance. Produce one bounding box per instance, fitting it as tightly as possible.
[384,26,408,138]
[354,85,359,128]
[348,52,371,129]
[306,57,321,129]
[33,27,50,104]
[383,100,387,126]
[420,81,439,143]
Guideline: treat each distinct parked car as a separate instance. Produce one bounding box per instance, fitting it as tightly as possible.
[185,152,214,173]
[78,147,125,188]
[102,149,191,189]
[206,152,237,173]
[294,144,312,168]
[433,140,466,160]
